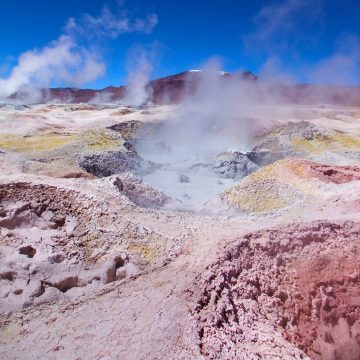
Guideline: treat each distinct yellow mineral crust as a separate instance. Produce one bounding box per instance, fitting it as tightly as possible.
[222,159,318,212]
[292,132,360,155]
[82,130,123,151]
[0,133,77,152]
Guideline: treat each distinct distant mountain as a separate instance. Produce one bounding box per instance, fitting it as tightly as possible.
[147,70,257,104]
[8,70,255,105]
[8,70,360,106]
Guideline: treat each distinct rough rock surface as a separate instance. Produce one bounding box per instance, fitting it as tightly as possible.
[213,151,259,179]
[191,221,360,360]
[251,120,360,166]
[0,182,153,313]
[78,148,154,177]
[113,173,172,209]
[222,158,360,213]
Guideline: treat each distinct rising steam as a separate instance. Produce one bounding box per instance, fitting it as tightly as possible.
[135,61,283,210]
[122,49,154,107]
[0,35,105,100]
[0,6,158,102]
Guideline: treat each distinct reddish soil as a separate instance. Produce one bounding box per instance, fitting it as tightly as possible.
[192,221,360,359]
[285,248,360,359]
[308,163,360,184]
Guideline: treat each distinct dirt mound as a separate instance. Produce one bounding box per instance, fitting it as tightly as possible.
[222,159,360,212]
[76,126,158,178]
[252,121,328,155]
[222,159,311,212]
[191,221,360,359]
[113,173,172,209]
[252,120,360,163]
[0,182,90,227]
[107,120,160,141]
[78,149,155,177]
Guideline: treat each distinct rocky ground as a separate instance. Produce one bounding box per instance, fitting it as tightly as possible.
[1,102,360,359]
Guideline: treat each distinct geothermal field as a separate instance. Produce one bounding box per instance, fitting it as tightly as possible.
[1,70,360,360]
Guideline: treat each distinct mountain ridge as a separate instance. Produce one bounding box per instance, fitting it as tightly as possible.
[8,69,360,106]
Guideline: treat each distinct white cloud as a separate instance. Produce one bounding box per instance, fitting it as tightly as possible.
[65,8,158,40]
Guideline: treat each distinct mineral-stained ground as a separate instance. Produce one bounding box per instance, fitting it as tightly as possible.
[1,102,360,359]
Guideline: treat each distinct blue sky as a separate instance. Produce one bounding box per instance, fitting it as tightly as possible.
[0,0,359,89]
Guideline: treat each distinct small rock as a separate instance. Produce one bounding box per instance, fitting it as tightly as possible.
[18,245,36,258]
[47,274,78,292]
[213,151,259,180]
[113,177,124,191]
[179,174,190,183]
[48,253,66,264]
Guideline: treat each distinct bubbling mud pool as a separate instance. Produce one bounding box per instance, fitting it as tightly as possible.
[141,160,236,211]
[131,118,258,212]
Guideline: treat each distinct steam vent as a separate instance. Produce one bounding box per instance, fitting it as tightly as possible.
[2,1,360,359]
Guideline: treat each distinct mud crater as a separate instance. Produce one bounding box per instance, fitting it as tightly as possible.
[104,120,271,211]
[191,221,360,359]
[0,182,148,313]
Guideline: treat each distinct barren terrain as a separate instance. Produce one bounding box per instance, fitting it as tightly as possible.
[1,100,360,359]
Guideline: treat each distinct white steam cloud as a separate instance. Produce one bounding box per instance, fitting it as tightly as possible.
[137,60,280,166]
[136,61,288,210]
[0,35,105,99]
[122,49,154,107]
[0,6,158,101]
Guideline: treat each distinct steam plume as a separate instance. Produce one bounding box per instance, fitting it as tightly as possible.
[122,48,155,107]
[0,6,158,101]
